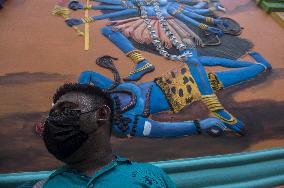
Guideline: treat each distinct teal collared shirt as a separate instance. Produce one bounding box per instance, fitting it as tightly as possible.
[42,157,176,188]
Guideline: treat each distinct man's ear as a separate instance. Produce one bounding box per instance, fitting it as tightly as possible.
[95,105,111,123]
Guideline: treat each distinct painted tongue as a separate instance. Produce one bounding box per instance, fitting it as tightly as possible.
[35,121,45,136]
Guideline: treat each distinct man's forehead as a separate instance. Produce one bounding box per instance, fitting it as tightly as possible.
[56,92,95,107]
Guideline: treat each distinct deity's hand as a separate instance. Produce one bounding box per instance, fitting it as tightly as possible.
[224,119,246,136]
[65,18,84,26]
[200,117,226,137]
[68,1,83,11]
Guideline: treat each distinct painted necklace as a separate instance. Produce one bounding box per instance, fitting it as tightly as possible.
[136,0,192,61]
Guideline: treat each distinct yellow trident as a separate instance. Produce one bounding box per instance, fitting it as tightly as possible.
[52,1,90,50]
[84,0,90,50]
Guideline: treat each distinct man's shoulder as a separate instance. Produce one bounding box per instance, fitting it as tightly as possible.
[41,158,176,188]
[115,158,176,188]
[116,157,162,172]
[40,166,76,187]
[130,161,163,173]
[125,161,166,180]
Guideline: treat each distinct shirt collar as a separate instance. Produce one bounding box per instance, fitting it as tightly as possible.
[114,156,132,164]
[49,156,131,179]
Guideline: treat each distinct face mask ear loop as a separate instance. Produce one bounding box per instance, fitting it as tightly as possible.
[79,105,111,135]
[96,105,111,122]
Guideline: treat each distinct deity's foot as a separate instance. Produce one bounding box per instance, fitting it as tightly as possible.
[216,17,242,36]
[249,51,272,70]
[210,110,246,136]
[123,60,155,82]
[207,26,224,37]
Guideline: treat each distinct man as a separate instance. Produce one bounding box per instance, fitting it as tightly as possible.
[21,83,176,188]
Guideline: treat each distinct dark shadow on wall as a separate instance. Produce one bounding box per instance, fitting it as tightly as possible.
[0,72,71,85]
[0,72,75,172]
[0,69,283,172]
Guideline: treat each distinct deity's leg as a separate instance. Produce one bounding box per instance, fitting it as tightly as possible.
[101,26,155,81]
[199,56,254,68]
[186,57,245,135]
[207,52,271,89]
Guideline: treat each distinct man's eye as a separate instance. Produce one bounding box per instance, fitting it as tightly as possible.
[62,107,70,111]
[52,102,78,113]
[63,105,77,112]
[61,103,77,109]
[56,106,72,113]
[62,106,80,113]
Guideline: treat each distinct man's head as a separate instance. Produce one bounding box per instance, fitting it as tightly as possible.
[43,83,113,164]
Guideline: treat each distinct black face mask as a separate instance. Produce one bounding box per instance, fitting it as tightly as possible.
[43,108,96,161]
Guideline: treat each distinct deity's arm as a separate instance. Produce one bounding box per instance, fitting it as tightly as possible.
[168,0,199,4]
[115,115,226,138]
[67,0,139,12]
[92,9,139,20]
[91,0,124,5]
[167,5,223,36]
[78,71,114,90]
[66,9,139,26]
[192,1,208,9]
[148,118,226,137]
[91,5,131,10]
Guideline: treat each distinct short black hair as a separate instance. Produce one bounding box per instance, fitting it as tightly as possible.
[53,83,114,118]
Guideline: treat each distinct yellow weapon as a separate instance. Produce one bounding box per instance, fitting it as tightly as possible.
[52,5,84,36]
[52,3,90,50]
[84,0,90,50]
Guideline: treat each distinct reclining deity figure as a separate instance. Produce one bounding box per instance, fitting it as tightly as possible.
[77,48,272,138]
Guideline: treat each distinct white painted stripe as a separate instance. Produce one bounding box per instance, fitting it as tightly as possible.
[143,121,152,136]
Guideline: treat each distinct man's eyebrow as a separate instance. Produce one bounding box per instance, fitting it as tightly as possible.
[55,101,78,108]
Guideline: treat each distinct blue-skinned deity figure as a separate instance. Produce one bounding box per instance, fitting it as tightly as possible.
[78,49,271,138]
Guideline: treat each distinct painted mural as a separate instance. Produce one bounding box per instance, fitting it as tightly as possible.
[0,0,283,173]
